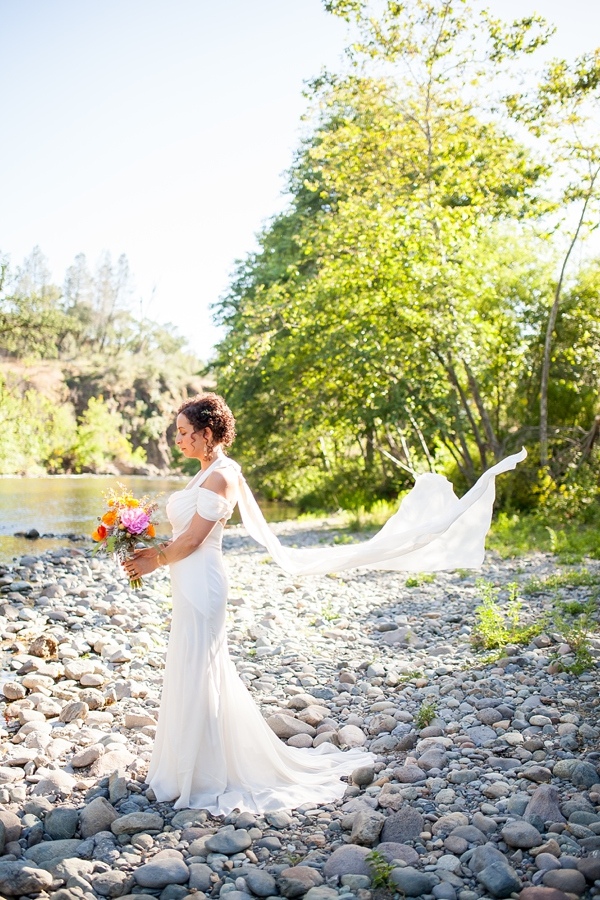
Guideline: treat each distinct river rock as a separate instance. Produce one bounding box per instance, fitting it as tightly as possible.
[570,761,599,788]
[245,868,278,896]
[0,861,53,896]
[0,810,22,842]
[376,841,419,865]
[338,724,367,748]
[80,796,119,837]
[502,820,543,849]
[31,769,77,796]
[351,808,385,845]
[542,869,587,894]
[390,866,436,897]
[111,812,164,835]
[380,808,424,843]
[468,843,510,874]
[134,859,189,888]
[25,838,84,864]
[44,807,79,839]
[266,713,316,739]
[519,889,571,900]
[477,862,522,898]
[278,865,323,898]
[323,845,371,878]
[525,784,566,824]
[204,827,252,854]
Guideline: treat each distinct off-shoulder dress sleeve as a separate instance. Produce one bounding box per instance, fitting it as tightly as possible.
[196,487,231,522]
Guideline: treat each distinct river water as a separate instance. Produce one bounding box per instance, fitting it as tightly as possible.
[0,475,297,564]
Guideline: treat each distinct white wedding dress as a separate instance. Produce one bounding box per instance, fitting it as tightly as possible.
[147,449,526,814]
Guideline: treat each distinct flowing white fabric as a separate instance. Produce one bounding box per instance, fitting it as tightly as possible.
[236,448,527,574]
[148,449,525,814]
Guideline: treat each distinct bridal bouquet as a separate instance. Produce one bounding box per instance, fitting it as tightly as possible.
[92,485,159,589]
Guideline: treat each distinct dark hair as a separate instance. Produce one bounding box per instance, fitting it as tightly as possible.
[177,393,236,448]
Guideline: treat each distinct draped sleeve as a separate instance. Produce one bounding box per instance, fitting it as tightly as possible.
[196,487,232,522]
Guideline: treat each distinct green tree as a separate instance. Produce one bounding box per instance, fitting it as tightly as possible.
[505,50,600,467]
[213,0,554,503]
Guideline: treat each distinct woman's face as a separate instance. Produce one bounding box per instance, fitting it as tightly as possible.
[175,413,200,458]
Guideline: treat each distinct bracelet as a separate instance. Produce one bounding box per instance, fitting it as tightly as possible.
[157,548,168,567]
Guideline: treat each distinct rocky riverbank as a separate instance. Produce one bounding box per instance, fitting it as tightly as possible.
[0,519,599,900]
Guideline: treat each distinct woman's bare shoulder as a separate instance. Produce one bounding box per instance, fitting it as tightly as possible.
[202,466,238,499]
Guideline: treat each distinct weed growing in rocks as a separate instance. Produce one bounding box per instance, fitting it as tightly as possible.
[471,581,547,650]
[366,848,395,889]
[414,699,437,729]
[405,573,436,588]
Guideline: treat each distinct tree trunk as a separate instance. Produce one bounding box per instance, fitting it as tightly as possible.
[462,359,502,460]
[540,166,600,466]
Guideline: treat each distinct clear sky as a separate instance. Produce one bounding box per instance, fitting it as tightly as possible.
[1,1,598,361]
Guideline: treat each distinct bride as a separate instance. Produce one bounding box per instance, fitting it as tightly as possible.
[125,393,525,814]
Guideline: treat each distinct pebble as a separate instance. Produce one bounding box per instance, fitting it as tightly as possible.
[0,541,597,900]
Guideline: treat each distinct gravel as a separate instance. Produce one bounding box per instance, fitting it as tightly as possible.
[0,521,599,900]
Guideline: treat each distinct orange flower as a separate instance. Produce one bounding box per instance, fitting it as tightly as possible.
[92,524,108,541]
[146,523,155,537]
[101,509,118,526]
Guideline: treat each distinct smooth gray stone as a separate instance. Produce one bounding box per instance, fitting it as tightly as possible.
[542,868,587,894]
[506,794,529,816]
[244,868,277,896]
[433,884,457,900]
[0,861,54,896]
[467,843,507,874]
[160,886,188,900]
[390,866,436,897]
[234,812,257,829]
[134,859,189,889]
[44,808,79,840]
[303,889,339,900]
[187,863,212,892]
[111,812,164,835]
[170,809,207,828]
[477,863,521,898]
[375,842,419,865]
[487,757,520,771]
[524,784,565,825]
[464,726,496,746]
[351,808,385,846]
[569,810,600,826]
[501,821,543,850]
[450,825,487,845]
[352,765,375,786]
[91,869,133,898]
[552,758,579,779]
[419,748,448,770]
[571,761,599,788]
[323,845,371,878]
[204,827,252,854]
[80,797,119,839]
[380,808,424,843]
[24,839,84,864]
[278,866,323,898]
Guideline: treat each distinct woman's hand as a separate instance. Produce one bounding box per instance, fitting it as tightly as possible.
[123,547,159,580]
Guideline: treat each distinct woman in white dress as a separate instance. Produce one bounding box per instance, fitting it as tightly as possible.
[126,393,526,814]
[125,393,375,814]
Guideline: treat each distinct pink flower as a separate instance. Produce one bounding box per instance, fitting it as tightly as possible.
[120,507,151,535]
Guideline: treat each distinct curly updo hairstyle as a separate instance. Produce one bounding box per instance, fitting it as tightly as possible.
[177,393,236,450]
